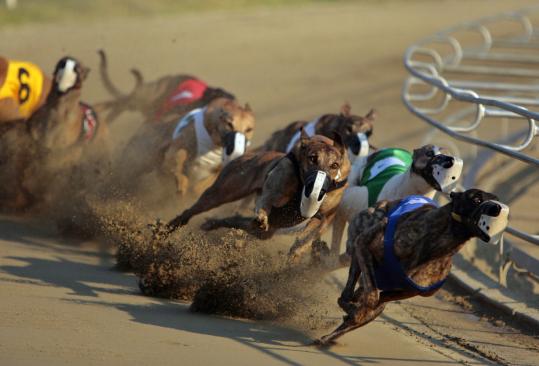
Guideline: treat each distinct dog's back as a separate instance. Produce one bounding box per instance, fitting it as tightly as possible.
[260,120,308,152]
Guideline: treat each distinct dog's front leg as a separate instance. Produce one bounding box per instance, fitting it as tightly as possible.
[163,146,189,196]
[287,217,323,262]
[253,202,271,232]
[316,242,382,346]
[254,172,294,232]
[168,160,258,231]
[254,157,298,232]
[315,303,386,347]
[337,248,361,313]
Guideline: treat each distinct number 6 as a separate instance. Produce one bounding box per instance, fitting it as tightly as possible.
[18,68,30,104]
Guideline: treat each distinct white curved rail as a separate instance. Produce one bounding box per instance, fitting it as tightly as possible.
[402,8,539,284]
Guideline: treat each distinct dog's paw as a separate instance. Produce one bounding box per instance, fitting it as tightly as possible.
[312,336,337,348]
[287,251,302,265]
[200,218,221,231]
[311,239,330,258]
[255,211,269,231]
[166,213,189,232]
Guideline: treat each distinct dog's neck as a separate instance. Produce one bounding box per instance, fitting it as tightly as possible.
[402,169,435,197]
[400,203,473,269]
[33,88,83,148]
[203,109,224,148]
[383,169,435,200]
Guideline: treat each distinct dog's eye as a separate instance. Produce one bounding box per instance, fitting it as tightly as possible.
[309,155,317,164]
[426,150,435,157]
[245,127,253,133]
[226,121,234,130]
[331,162,339,170]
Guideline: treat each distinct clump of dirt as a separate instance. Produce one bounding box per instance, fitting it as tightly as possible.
[190,243,338,332]
[93,202,339,332]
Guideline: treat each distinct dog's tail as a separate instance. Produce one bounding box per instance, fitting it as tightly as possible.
[97,49,144,99]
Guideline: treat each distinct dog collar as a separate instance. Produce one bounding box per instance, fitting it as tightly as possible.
[451,212,462,223]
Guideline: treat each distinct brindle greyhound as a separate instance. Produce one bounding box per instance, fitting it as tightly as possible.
[0,56,109,210]
[115,97,255,198]
[94,50,235,124]
[316,189,509,345]
[0,56,52,122]
[167,131,351,261]
[261,103,376,163]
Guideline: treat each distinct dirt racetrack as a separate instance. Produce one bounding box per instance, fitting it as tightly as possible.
[1,1,539,365]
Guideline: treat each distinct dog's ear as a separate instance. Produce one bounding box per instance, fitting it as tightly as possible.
[244,103,252,112]
[332,132,346,156]
[219,108,232,123]
[299,127,310,148]
[365,108,377,121]
[340,102,351,117]
[450,191,464,206]
[412,146,429,170]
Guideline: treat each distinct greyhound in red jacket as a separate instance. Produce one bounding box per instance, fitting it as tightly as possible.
[94,50,236,124]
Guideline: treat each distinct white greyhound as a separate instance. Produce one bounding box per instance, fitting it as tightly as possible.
[330,144,463,256]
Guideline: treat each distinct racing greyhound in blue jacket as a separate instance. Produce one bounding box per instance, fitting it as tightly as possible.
[316,189,509,345]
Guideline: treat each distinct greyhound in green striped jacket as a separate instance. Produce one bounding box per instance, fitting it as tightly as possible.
[330,144,463,259]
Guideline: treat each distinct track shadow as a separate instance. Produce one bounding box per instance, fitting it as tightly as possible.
[67,297,330,366]
[65,297,461,366]
[0,216,107,258]
[1,255,134,297]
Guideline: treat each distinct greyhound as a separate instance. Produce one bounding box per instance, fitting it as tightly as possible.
[316,189,509,345]
[167,131,351,261]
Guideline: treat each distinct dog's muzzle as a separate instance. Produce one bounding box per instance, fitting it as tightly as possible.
[300,170,331,218]
[223,132,247,165]
[427,154,463,192]
[55,58,79,94]
[470,200,510,244]
[346,133,369,163]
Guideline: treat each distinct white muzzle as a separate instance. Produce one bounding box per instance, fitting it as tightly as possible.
[347,132,369,163]
[223,132,247,165]
[300,170,330,218]
[432,156,463,193]
[56,59,78,93]
[478,200,510,245]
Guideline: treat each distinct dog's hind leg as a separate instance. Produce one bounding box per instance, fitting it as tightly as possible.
[200,214,252,231]
[330,208,347,257]
[167,159,262,230]
[288,217,323,262]
[331,186,369,256]
[201,214,274,239]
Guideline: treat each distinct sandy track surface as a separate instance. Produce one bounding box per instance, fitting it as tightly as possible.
[1,1,538,365]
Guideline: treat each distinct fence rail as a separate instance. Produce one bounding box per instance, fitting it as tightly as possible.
[402,7,539,285]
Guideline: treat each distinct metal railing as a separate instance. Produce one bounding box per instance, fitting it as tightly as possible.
[402,7,539,286]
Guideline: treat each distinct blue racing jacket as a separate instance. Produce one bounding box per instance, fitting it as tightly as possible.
[374,195,446,294]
